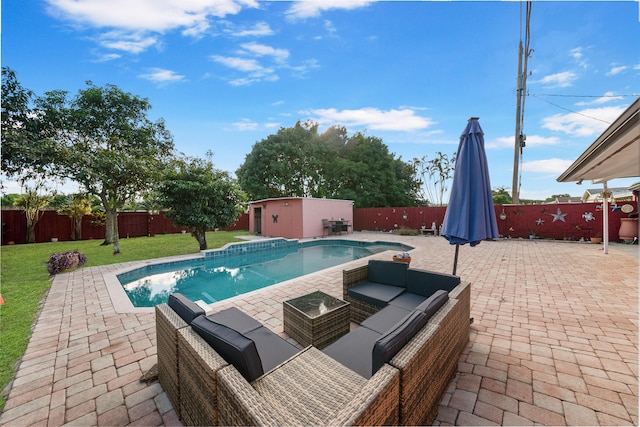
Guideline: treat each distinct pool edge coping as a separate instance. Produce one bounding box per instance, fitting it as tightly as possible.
[104,237,413,314]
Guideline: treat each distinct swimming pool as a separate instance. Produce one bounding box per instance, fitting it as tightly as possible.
[118,239,412,307]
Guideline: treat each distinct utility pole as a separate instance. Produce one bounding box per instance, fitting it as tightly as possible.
[512,1,532,204]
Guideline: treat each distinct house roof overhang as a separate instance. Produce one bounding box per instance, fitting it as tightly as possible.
[557,97,640,184]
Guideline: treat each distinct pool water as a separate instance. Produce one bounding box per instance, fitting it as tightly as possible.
[119,240,411,307]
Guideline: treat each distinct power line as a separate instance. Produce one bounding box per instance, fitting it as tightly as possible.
[533,93,639,98]
[530,94,612,124]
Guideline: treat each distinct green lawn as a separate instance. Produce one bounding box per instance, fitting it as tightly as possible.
[0,230,250,412]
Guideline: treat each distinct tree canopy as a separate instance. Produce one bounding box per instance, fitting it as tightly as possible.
[35,82,175,253]
[159,156,247,250]
[236,121,421,208]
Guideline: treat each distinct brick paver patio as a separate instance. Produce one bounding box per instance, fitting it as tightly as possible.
[0,233,637,426]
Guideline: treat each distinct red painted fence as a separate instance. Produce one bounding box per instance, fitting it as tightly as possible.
[1,210,249,245]
[2,202,637,245]
[353,202,638,242]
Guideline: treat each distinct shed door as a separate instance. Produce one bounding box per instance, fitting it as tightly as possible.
[254,208,262,235]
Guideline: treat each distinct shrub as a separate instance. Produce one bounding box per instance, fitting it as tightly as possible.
[396,226,419,236]
[47,250,87,275]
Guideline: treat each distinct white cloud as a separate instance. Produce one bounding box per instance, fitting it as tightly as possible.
[232,119,258,131]
[98,31,158,53]
[536,71,577,88]
[240,42,289,62]
[230,22,274,37]
[488,135,560,149]
[46,0,257,32]
[569,47,588,68]
[139,68,186,84]
[92,52,121,62]
[541,105,627,137]
[46,0,259,53]
[303,107,435,132]
[606,65,628,76]
[211,55,264,72]
[286,0,374,20]
[575,91,624,106]
[522,158,574,174]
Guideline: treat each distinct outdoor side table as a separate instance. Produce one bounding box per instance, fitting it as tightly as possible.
[283,290,350,349]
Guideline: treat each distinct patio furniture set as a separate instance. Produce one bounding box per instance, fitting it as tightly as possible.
[156,259,470,426]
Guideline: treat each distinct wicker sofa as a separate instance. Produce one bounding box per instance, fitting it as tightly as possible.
[155,260,470,426]
[342,260,471,425]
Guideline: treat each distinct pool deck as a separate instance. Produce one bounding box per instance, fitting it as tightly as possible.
[0,233,637,426]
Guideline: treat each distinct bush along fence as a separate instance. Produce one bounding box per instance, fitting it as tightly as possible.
[1,201,637,245]
[1,210,250,245]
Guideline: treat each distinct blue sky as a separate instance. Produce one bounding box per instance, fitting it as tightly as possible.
[2,0,639,200]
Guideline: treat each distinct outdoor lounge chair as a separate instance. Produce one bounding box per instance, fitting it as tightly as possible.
[322,219,336,237]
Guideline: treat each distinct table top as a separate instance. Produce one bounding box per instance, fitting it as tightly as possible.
[284,290,348,319]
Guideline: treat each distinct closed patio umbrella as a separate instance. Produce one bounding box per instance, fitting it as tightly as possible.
[441,117,499,275]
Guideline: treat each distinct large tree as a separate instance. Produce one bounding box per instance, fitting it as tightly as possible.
[159,156,247,250]
[35,82,174,254]
[236,122,420,207]
[236,121,331,200]
[1,67,57,182]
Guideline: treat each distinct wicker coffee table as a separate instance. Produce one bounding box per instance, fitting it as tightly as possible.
[283,291,350,349]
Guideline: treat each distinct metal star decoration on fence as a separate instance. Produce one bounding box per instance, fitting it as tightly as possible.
[536,218,545,225]
[550,208,568,223]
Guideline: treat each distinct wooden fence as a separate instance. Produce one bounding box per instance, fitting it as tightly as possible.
[1,210,249,245]
[2,201,637,245]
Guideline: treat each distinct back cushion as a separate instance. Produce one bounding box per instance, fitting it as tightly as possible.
[372,310,428,374]
[191,315,264,382]
[168,293,205,324]
[415,290,449,319]
[368,260,408,288]
[405,269,460,297]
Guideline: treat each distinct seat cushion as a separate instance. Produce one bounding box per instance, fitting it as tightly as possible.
[245,327,299,374]
[360,305,412,334]
[207,307,262,335]
[348,282,406,307]
[372,310,428,375]
[322,326,380,379]
[405,269,461,297]
[368,260,408,288]
[191,315,263,382]
[168,293,205,324]
[414,290,449,319]
[388,292,428,311]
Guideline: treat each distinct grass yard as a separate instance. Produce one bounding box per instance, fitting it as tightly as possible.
[0,230,250,412]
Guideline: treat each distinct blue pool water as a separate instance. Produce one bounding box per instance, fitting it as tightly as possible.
[118,239,411,307]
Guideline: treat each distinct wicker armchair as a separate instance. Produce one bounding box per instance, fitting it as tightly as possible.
[217,346,400,426]
[342,264,471,425]
[155,303,190,418]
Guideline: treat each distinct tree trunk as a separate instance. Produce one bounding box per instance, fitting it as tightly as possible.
[112,209,120,255]
[26,220,36,243]
[74,215,83,241]
[193,227,208,250]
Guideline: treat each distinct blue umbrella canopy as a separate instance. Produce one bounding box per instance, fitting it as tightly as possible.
[441,117,499,274]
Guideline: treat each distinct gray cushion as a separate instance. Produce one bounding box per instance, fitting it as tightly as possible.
[372,310,428,375]
[348,282,406,307]
[405,269,460,297]
[360,305,412,334]
[168,293,205,324]
[415,290,449,319]
[191,315,263,382]
[368,260,408,288]
[245,327,299,374]
[208,307,262,335]
[388,292,428,311]
[322,326,380,379]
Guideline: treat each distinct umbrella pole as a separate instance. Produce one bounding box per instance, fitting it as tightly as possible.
[453,244,459,275]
